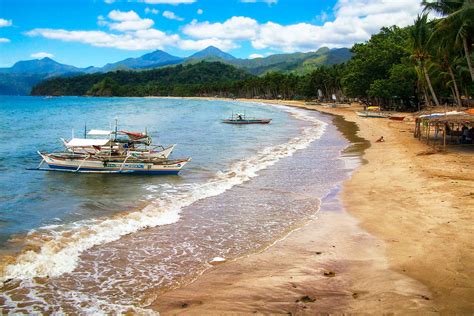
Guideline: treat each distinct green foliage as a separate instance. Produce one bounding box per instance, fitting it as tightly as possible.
[342,26,411,98]
[87,77,120,96]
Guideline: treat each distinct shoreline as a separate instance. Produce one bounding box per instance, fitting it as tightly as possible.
[149,97,474,313]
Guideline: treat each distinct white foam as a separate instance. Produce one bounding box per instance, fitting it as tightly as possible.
[1,105,327,282]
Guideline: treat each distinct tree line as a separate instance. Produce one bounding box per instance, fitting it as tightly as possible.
[32,0,473,111]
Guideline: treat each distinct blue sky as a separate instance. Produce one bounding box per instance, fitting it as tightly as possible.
[0,0,423,68]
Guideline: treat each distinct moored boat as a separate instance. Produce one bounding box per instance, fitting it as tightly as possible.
[388,116,405,121]
[36,151,190,174]
[222,113,271,124]
[356,111,388,118]
[33,122,190,175]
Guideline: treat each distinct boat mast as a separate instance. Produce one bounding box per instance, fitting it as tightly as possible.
[114,118,118,141]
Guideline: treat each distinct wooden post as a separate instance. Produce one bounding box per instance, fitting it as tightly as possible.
[427,123,430,144]
[443,122,446,150]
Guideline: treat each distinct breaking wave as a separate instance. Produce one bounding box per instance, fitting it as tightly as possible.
[1,105,327,283]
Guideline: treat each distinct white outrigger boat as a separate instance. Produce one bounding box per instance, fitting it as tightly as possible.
[33,124,191,175]
[36,152,190,175]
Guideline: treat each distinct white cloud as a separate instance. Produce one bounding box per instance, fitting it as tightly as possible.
[141,0,195,4]
[0,38,10,43]
[249,53,263,59]
[182,0,422,52]
[0,18,12,27]
[145,7,159,14]
[31,52,54,59]
[183,17,258,40]
[97,15,108,27]
[104,10,154,31]
[24,0,423,54]
[110,19,154,31]
[25,28,179,51]
[108,10,140,22]
[162,10,184,21]
[197,9,203,15]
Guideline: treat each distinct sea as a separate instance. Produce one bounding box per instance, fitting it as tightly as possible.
[0,96,358,313]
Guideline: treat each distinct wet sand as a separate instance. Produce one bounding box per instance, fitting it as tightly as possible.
[148,99,474,314]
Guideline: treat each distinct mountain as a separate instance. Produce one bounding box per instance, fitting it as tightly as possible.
[0,58,87,95]
[31,61,252,96]
[231,47,352,75]
[184,46,352,75]
[0,57,82,75]
[186,46,236,61]
[101,50,183,72]
[0,46,352,95]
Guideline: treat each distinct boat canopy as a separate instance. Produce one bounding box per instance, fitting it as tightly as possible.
[66,138,110,147]
[87,129,113,136]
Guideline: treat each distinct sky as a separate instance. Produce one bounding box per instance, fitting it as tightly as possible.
[0,0,424,68]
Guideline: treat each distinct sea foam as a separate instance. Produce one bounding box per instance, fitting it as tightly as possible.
[1,105,327,282]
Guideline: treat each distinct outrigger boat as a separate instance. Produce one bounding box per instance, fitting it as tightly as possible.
[36,152,190,175]
[356,111,389,118]
[222,113,271,125]
[33,123,190,175]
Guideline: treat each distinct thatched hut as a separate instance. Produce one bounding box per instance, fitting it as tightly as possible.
[414,112,474,148]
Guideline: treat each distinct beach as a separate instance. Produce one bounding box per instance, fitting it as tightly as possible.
[150,100,474,314]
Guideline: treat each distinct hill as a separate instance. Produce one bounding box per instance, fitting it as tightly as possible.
[101,50,183,72]
[231,48,352,75]
[0,58,86,95]
[31,61,253,97]
[1,46,352,95]
[186,46,237,61]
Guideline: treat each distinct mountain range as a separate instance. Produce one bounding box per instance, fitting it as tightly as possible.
[0,46,352,95]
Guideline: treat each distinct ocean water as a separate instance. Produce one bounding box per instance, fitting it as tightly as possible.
[0,96,354,313]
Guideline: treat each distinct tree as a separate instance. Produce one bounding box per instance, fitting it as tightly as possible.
[342,26,410,98]
[423,0,474,81]
[409,14,440,106]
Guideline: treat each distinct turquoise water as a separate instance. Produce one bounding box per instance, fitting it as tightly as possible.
[0,96,299,245]
[0,96,354,313]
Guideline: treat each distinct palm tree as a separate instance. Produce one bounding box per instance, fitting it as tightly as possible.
[422,0,474,81]
[410,14,440,106]
[430,23,463,107]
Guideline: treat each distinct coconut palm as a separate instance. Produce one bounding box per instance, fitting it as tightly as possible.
[422,0,474,81]
[410,14,440,106]
[429,23,463,107]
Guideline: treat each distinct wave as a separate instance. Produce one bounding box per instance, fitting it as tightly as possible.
[1,105,327,283]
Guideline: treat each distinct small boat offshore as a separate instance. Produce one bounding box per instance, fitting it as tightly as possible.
[222,113,271,125]
[33,123,191,175]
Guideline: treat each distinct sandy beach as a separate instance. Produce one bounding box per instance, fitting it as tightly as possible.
[150,99,474,314]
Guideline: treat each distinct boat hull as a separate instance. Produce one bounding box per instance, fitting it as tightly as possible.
[222,119,272,124]
[38,152,189,175]
[388,116,405,121]
[356,111,388,118]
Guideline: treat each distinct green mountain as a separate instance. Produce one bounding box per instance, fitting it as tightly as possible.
[186,46,237,61]
[0,58,86,95]
[101,50,183,72]
[31,61,253,96]
[230,48,352,75]
[2,46,352,95]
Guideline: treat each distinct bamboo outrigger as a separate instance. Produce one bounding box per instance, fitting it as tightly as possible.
[32,122,191,175]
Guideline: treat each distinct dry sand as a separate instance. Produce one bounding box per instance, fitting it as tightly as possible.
[150,99,474,314]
